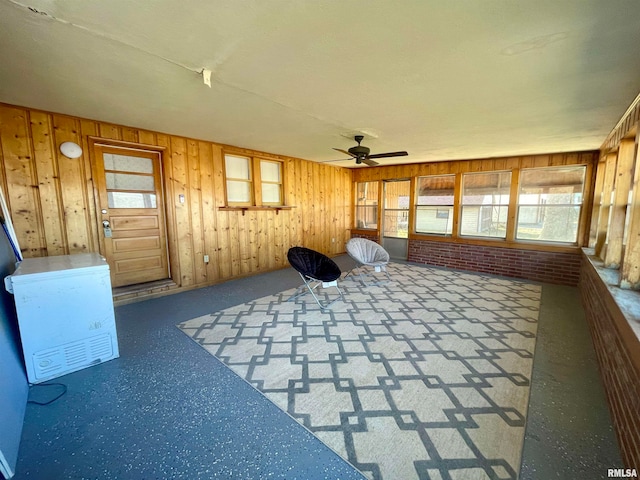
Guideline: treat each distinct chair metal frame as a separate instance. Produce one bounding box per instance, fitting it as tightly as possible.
[287,273,344,310]
[286,247,344,310]
[345,238,391,287]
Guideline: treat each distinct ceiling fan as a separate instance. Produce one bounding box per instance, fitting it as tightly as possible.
[333,135,408,166]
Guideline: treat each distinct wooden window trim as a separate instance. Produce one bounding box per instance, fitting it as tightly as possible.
[223,154,253,206]
[414,174,455,236]
[459,170,512,240]
[258,159,284,206]
[222,153,289,208]
[354,180,380,231]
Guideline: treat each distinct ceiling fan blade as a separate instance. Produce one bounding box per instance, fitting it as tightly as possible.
[367,151,408,159]
[321,158,352,163]
[333,148,356,158]
[362,158,379,167]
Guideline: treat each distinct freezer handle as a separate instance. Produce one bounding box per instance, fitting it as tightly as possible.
[4,275,13,294]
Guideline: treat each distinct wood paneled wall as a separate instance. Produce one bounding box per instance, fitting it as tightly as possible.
[0,103,352,296]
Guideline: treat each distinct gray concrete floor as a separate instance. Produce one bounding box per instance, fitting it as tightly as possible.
[520,284,622,479]
[12,257,621,479]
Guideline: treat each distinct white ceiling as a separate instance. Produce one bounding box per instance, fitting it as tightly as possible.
[1,1,640,168]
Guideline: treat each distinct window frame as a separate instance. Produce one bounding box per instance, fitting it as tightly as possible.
[354,181,380,230]
[459,170,512,239]
[259,159,284,206]
[414,174,456,236]
[223,153,285,207]
[515,165,587,245]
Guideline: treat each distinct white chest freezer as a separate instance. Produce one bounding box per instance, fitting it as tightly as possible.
[5,253,119,384]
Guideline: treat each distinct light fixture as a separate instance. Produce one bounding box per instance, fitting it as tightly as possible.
[59,141,83,159]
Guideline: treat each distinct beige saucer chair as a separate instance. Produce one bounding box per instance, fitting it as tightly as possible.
[345,237,391,286]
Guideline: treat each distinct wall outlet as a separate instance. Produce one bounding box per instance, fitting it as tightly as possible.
[331,238,335,243]
[204,254,209,263]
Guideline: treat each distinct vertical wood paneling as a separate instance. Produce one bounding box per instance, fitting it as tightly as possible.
[0,104,295,292]
[156,133,181,285]
[30,111,66,256]
[53,115,92,253]
[199,141,219,282]
[0,107,45,256]
[170,136,193,286]
[188,139,206,285]
[98,123,121,140]
[79,119,100,253]
[211,145,232,279]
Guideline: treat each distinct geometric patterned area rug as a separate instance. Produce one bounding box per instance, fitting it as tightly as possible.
[178,263,541,480]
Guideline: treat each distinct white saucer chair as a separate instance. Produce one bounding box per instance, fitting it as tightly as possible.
[345,237,391,286]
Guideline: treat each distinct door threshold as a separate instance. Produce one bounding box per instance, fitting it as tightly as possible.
[112,279,177,304]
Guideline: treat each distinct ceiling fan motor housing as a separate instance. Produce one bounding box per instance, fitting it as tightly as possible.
[348,145,370,156]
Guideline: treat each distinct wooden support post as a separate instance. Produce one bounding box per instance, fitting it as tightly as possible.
[596,153,618,258]
[621,133,640,289]
[588,159,606,248]
[604,139,635,268]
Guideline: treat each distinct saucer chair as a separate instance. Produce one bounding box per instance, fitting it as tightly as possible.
[287,246,344,310]
[345,237,391,286]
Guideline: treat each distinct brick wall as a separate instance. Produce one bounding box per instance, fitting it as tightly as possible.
[580,255,640,469]
[351,232,379,243]
[408,239,581,286]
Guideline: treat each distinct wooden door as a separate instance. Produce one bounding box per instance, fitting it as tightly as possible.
[93,144,169,287]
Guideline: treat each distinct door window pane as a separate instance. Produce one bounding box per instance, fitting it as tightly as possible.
[108,192,157,209]
[355,182,378,229]
[106,173,155,191]
[516,166,585,243]
[460,171,511,238]
[384,180,410,238]
[104,154,153,174]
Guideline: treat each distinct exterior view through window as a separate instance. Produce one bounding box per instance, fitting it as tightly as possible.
[355,181,379,230]
[415,175,455,235]
[460,171,512,238]
[516,165,586,243]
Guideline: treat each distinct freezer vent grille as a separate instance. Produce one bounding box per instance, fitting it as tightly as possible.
[32,333,114,381]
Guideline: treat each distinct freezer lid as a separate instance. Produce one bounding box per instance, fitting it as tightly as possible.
[6,253,109,287]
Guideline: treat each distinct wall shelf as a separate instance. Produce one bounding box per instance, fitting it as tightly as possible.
[218,206,295,216]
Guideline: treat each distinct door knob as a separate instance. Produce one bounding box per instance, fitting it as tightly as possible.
[102,220,112,238]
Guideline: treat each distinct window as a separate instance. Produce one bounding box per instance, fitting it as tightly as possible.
[516,166,586,243]
[260,160,283,205]
[355,181,378,229]
[104,153,157,208]
[460,171,511,238]
[224,154,284,206]
[225,154,252,205]
[415,175,455,235]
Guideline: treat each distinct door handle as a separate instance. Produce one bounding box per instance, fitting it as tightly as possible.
[102,220,112,238]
